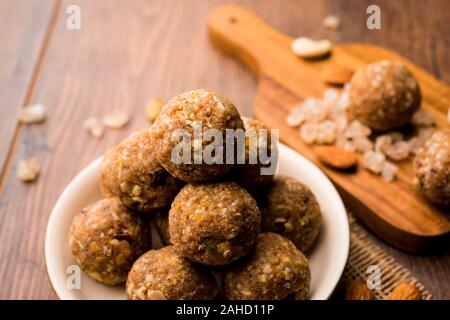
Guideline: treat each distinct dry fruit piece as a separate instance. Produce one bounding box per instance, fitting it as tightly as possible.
[145,98,164,122]
[315,145,357,170]
[388,283,421,300]
[83,117,104,139]
[322,15,340,30]
[103,110,130,128]
[292,37,332,59]
[19,104,47,124]
[337,280,374,300]
[17,159,40,182]
[322,65,353,85]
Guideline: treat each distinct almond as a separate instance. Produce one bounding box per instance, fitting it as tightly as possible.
[388,283,421,300]
[315,145,357,170]
[338,280,373,300]
[322,65,353,85]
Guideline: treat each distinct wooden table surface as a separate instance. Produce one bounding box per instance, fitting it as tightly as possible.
[0,0,448,300]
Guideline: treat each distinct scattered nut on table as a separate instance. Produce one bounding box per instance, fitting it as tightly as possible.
[19,104,47,124]
[103,110,130,129]
[322,15,341,30]
[17,159,40,182]
[291,37,332,59]
[145,98,164,122]
[83,116,104,139]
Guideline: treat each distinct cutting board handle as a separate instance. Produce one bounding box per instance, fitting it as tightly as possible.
[208,5,292,76]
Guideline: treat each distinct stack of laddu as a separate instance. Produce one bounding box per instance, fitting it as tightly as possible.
[69,89,322,300]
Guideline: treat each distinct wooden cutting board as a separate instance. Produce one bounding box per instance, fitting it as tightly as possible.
[208,5,450,253]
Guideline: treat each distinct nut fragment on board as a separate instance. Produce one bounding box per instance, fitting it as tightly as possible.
[291,37,332,58]
[322,15,341,30]
[447,107,450,123]
[83,117,104,139]
[17,159,40,182]
[411,110,435,127]
[389,283,421,300]
[384,141,411,161]
[338,280,373,300]
[19,104,47,124]
[381,161,398,182]
[145,98,164,122]
[362,151,385,174]
[322,65,353,85]
[103,110,130,129]
[315,145,357,169]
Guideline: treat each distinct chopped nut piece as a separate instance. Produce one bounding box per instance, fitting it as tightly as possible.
[362,151,385,174]
[145,98,164,122]
[83,117,104,138]
[315,120,337,144]
[315,145,357,170]
[345,120,371,139]
[322,15,341,30]
[411,110,435,127]
[291,37,332,58]
[384,141,411,161]
[19,104,47,124]
[103,110,130,128]
[374,134,392,153]
[322,65,353,85]
[353,137,373,153]
[338,280,373,300]
[300,123,318,144]
[286,104,306,127]
[389,282,421,300]
[381,161,398,182]
[17,159,40,182]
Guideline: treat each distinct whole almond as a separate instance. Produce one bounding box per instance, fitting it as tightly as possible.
[388,283,421,300]
[315,145,357,170]
[338,280,373,300]
[322,65,354,85]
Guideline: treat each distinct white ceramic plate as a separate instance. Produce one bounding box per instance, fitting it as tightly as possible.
[45,143,349,300]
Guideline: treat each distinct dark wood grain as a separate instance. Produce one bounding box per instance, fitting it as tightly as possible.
[0,0,448,299]
[0,0,55,186]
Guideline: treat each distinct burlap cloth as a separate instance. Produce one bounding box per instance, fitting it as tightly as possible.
[340,213,432,300]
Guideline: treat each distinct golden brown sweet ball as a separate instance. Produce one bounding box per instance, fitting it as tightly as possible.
[413,129,450,207]
[258,175,321,252]
[169,182,261,265]
[152,89,244,183]
[69,198,151,285]
[349,60,421,131]
[228,117,277,194]
[100,128,184,213]
[223,233,311,300]
[126,246,218,300]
